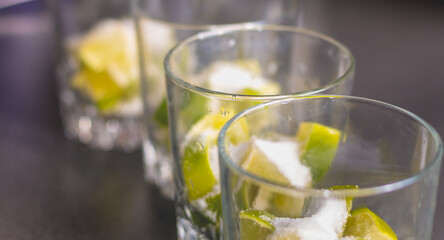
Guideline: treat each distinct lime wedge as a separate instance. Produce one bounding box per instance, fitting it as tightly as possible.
[77,20,136,75]
[254,188,304,218]
[183,112,249,201]
[343,208,397,240]
[182,112,249,230]
[72,68,130,112]
[154,97,168,127]
[270,192,305,218]
[236,181,260,210]
[71,20,139,113]
[239,209,276,240]
[240,139,306,217]
[296,122,341,183]
[182,134,217,201]
[241,142,291,185]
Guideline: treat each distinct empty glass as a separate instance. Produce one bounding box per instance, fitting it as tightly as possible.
[218,96,443,240]
[165,25,354,239]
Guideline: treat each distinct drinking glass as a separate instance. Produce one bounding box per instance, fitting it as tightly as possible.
[50,0,142,151]
[132,0,300,199]
[165,25,355,239]
[218,96,443,240]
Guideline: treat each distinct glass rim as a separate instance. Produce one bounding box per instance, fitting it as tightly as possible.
[134,7,269,31]
[164,24,355,101]
[132,0,292,30]
[217,95,443,198]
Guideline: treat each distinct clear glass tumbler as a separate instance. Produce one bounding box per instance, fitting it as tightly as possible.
[132,0,301,199]
[51,0,141,151]
[165,25,355,239]
[218,96,443,240]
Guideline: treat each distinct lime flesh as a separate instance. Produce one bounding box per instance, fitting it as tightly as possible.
[71,20,138,112]
[239,209,276,240]
[343,208,397,240]
[240,139,306,218]
[182,135,217,201]
[296,122,341,183]
[241,142,291,185]
[71,67,138,112]
[183,113,249,201]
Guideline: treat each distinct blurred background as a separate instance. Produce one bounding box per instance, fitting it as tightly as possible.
[0,0,443,239]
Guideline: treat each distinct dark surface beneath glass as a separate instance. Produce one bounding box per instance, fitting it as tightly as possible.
[0,0,443,239]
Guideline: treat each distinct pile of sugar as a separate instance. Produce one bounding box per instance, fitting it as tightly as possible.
[270,198,350,240]
[248,137,312,187]
[207,63,270,93]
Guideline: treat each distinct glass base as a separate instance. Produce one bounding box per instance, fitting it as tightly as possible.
[59,89,141,152]
[142,139,174,199]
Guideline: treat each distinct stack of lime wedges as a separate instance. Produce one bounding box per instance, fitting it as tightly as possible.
[70,19,141,114]
[71,19,175,116]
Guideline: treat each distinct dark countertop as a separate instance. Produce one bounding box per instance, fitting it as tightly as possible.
[0,0,443,239]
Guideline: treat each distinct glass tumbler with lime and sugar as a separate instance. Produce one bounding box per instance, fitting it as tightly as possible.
[218,96,443,240]
[132,0,300,199]
[164,25,354,240]
[52,0,141,151]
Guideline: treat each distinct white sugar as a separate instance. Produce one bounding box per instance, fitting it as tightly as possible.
[207,63,268,93]
[253,138,311,187]
[231,137,312,187]
[270,218,334,240]
[270,198,349,240]
[312,198,349,237]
